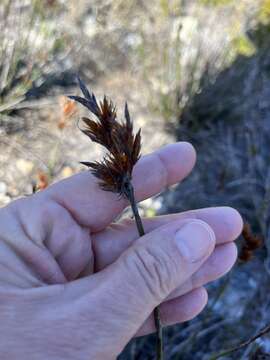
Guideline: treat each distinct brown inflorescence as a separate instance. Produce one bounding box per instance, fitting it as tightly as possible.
[239,222,263,262]
[69,78,141,197]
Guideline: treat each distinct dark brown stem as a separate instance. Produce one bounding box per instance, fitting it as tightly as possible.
[209,323,270,359]
[125,181,163,360]
[154,306,163,359]
[127,182,145,237]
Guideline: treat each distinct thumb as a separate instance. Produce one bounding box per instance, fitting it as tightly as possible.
[111,218,215,320]
[66,219,215,358]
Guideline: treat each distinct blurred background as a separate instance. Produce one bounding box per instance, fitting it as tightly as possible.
[0,0,270,358]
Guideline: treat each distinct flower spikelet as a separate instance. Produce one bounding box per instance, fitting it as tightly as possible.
[69,78,141,197]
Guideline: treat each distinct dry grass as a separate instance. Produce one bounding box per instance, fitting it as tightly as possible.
[1,1,270,358]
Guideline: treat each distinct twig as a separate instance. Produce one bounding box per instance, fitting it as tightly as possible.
[0,98,57,112]
[171,318,233,357]
[126,181,163,360]
[209,323,270,360]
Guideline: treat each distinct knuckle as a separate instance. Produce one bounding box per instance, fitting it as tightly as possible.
[130,244,178,301]
[41,199,62,219]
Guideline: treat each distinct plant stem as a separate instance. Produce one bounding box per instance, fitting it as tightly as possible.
[125,180,164,360]
[127,182,145,237]
[154,306,163,359]
[209,323,270,360]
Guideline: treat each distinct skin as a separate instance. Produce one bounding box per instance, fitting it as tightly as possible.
[0,142,243,359]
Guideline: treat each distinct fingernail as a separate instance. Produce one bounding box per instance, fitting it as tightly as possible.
[175,221,215,262]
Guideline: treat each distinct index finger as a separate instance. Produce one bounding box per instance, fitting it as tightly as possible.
[44,142,196,231]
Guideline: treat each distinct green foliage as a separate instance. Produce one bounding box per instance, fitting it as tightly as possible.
[259,0,270,24]
[199,0,233,6]
[160,0,170,17]
[159,0,181,17]
[0,0,69,117]
[145,207,156,217]
[249,0,270,49]
[232,35,256,57]
[150,90,179,123]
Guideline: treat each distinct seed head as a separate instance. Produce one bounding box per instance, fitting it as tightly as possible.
[69,78,141,197]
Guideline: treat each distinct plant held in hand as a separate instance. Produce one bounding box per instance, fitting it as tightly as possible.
[69,78,164,359]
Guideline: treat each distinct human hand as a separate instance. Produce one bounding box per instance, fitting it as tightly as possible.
[0,142,242,359]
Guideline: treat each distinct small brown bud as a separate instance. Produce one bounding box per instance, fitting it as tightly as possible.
[239,222,263,262]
